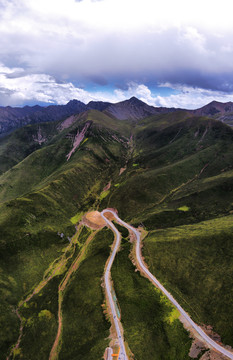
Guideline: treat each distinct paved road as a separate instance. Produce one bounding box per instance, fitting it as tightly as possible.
[105,347,113,360]
[102,209,233,360]
[101,210,128,360]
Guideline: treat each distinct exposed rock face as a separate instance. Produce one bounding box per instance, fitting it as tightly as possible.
[32,126,46,145]
[66,121,91,161]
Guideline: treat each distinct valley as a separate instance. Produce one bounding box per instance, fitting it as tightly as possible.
[1,98,233,359]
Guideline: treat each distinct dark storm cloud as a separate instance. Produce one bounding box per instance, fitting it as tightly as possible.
[85,75,108,86]
[1,0,233,108]
[1,0,233,93]
[39,28,233,93]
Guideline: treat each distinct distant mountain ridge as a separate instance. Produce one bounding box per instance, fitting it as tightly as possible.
[193,100,233,116]
[0,97,180,136]
[1,97,233,136]
[192,100,233,127]
[0,100,86,136]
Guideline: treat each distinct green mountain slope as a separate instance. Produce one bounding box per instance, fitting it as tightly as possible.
[0,121,59,175]
[1,109,233,359]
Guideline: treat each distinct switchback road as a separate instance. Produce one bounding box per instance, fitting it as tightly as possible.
[101,209,233,360]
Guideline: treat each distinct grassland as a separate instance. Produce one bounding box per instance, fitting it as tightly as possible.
[1,109,233,358]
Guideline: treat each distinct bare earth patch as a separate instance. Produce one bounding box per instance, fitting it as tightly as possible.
[66,121,91,161]
[200,350,230,360]
[180,315,233,359]
[83,209,117,230]
[83,211,106,229]
[58,115,75,131]
[119,167,126,175]
[103,181,111,191]
[189,339,206,358]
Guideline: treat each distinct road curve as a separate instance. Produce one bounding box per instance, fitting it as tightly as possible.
[102,209,233,360]
[101,210,128,360]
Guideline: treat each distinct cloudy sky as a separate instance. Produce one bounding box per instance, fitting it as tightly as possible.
[1,0,233,108]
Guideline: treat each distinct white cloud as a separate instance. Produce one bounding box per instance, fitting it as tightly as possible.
[155,84,233,109]
[0,64,127,105]
[1,65,233,109]
[0,65,89,105]
[113,82,233,110]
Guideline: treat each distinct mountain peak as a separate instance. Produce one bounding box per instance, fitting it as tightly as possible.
[129,96,139,101]
[128,96,145,105]
[67,99,85,106]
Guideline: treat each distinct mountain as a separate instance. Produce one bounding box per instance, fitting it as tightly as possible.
[193,100,233,126]
[0,97,180,136]
[3,97,233,138]
[0,100,86,136]
[1,105,233,359]
[104,96,178,120]
[193,100,233,116]
[86,100,111,111]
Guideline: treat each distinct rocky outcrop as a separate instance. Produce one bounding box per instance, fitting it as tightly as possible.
[66,121,91,161]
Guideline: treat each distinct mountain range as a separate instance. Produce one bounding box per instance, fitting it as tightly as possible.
[1,97,233,360]
[1,96,233,137]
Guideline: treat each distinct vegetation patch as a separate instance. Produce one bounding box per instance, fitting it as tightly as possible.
[70,212,84,225]
[177,206,190,212]
[99,189,110,200]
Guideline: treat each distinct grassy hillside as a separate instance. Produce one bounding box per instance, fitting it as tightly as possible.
[0,121,59,175]
[1,109,233,358]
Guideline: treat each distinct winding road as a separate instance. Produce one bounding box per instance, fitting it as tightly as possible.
[101,210,128,360]
[101,209,233,360]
